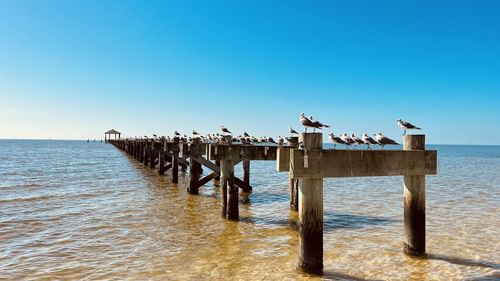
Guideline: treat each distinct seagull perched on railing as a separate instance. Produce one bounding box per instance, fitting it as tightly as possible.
[397,118,421,135]
[328,133,346,149]
[289,126,298,135]
[300,113,330,132]
[278,136,284,147]
[267,136,277,144]
[374,133,399,149]
[351,134,364,149]
[220,125,232,136]
[192,130,199,136]
[173,130,180,137]
[340,133,355,149]
[361,133,378,149]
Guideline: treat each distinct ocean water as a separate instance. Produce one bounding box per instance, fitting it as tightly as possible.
[0,140,499,280]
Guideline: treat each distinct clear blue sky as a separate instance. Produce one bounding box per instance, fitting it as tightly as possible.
[0,0,499,144]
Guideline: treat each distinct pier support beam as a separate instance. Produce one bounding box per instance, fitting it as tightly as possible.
[188,139,202,194]
[158,151,165,175]
[298,133,323,274]
[150,149,156,169]
[172,138,179,184]
[221,160,237,219]
[403,135,426,256]
[214,160,220,186]
[143,144,149,166]
[290,178,299,211]
[243,160,250,188]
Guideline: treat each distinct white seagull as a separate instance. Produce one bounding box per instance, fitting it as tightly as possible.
[220,125,232,135]
[361,133,378,149]
[351,134,364,149]
[397,118,421,135]
[328,133,346,149]
[340,133,355,149]
[300,113,330,132]
[374,133,399,149]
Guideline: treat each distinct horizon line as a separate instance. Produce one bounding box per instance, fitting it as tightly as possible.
[1,137,499,146]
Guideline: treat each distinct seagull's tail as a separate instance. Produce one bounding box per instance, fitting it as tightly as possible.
[416,127,421,130]
[323,124,331,128]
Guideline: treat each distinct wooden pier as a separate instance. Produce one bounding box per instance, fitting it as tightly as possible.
[108,132,437,274]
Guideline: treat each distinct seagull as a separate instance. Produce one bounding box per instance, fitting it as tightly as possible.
[397,118,421,135]
[289,126,299,135]
[340,133,355,149]
[267,136,277,144]
[220,126,232,135]
[328,133,346,149]
[278,136,284,147]
[374,133,399,149]
[173,130,180,137]
[243,131,250,138]
[300,113,330,132]
[351,134,364,149]
[192,130,199,135]
[361,133,378,149]
[298,141,306,150]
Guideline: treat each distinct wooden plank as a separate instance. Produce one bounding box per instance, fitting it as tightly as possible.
[192,155,249,191]
[207,144,277,161]
[197,172,218,188]
[192,155,220,173]
[276,148,290,172]
[288,149,437,178]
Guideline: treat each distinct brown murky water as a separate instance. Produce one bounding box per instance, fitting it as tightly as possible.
[0,140,499,280]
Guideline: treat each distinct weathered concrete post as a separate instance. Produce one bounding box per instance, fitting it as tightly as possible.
[298,133,323,273]
[188,138,201,194]
[403,134,426,256]
[172,137,179,184]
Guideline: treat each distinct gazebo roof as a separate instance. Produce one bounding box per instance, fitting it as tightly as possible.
[105,129,121,134]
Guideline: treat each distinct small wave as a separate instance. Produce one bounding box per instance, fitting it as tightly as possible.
[0,183,44,189]
[0,195,56,203]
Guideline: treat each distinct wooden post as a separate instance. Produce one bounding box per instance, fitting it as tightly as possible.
[243,160,250,187]
[188,139,201,194]
[150,146,156,169]
[290,178,299,211]
[172,137,179,184]
[138,142,143,162]
[221,160,236,219]
[403,134,426,256]
[158,151,165,175]
[227,160,238,220]
[298,133,323,274]
[143,141,149,166]
[214,160,221,186]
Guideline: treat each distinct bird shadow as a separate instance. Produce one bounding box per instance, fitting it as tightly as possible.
[323,211,396,231]
[320,270,383,281]
[424,253,500,270]
[240,211,396,232]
